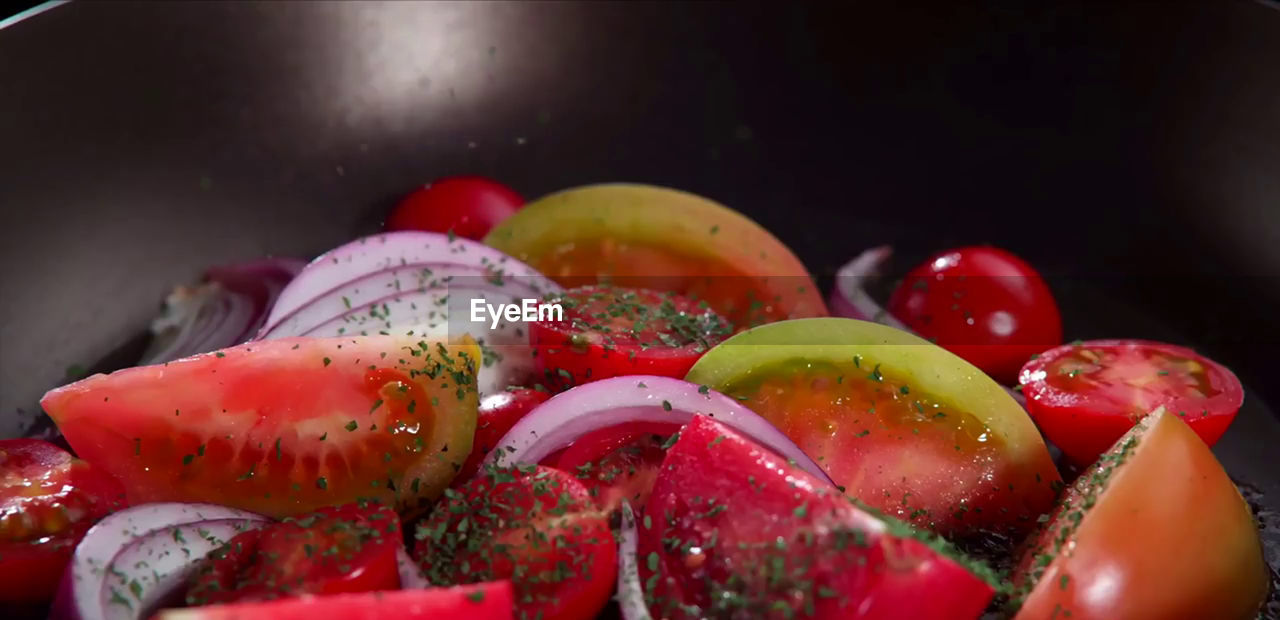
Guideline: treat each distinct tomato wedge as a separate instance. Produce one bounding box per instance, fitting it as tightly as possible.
[686,317,1061,538]
[639,415,997,619]
[532,286,732,390]
[1012,408,1268,620]
[544,421,680,514]
[159,582,514,620]
[41,336,480,518]
[186,501,402,605]
[456,388,553,483]
[0,439,126,603]
[415,465,616,620]
[483,183,827,326]
[1018,339,1245,466]
[386,176,524,241]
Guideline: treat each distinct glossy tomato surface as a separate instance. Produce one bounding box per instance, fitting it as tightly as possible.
[1019,339,1245,466]
[686,318,1061,537]
[187,501,402,605]
[887,246,1062,383]
[532,285,732,390]
[545,421,679,514]
[639,415,996,619]
[415,465,616,620]
[1013,409,1267,620]
[0,439,126,602]
[456,388,553,483]
[483,184,827,326]
[41,336,479,518]
[386,176,523,241]
[160,581,514,620]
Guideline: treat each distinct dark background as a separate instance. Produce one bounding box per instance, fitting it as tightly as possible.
[1,1,1278,458]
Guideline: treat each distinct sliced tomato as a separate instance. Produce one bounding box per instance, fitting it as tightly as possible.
[639,415,995,619]
[483,183,827,326]
[1012,408,1267,620]
[685,317,1061,538]
[0,439,126,602]
[386,176,523,241]
[1018,339,1244,466]
[532,286,732,390]
[414,465,616,620]
[456,388,553,483]
[545,421,680,514]
[160,581,514,620]
[186,501,401,605]
[887,246,1062,383]
[41,336,480,518]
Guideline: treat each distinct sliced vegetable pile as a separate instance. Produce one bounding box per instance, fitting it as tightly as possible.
[4,178,1269,620]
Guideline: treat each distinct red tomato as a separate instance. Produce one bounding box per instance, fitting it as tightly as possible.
[158,581,514,620]
[0,439,126,602]
[545,421,680,514]
[414,465,616,620]
[887,246,1062,383]
[456,388,552,483]
[40,336,480,518]
[1012,409,1267,620]
[639,416,996,619]
[531,286,732,390]
[186,501,402,605]
[1018,339,1245,466]
[386,176,523,241]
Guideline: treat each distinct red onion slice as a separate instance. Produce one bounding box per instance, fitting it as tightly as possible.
[52,503,270,620]
[262,231,552,334]
[484,375,835,486]
[396,545,431,589]
[615,501,652,620]
[829,245,912,331]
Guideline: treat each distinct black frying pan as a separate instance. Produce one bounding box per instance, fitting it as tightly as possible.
[2,0,1278,615]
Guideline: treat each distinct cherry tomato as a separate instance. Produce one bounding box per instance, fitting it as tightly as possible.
[385,176,523,241]
[887,246,1062,383]
[186,501,403,605]
[1012,409,1267,620]
[1018,339,1244,466]
[456,388,553,483]
[545,421,680,514]
[0,439,127,603]
[415,465,616,620]
[532,285,732,391]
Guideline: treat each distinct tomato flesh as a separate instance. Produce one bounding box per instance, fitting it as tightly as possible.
[887,246,1062,383]
[639,415,996,619]
[187,501,402,605]
[545,421,679,514]
[687,318,1062,538]
[415,465,616,620]
[386,176,523,241]
[1019,339,1244,466]
[159,582,514,620]
[532,286,732,390]
[456,388,553,483]
[41,336,480,518]
[1013,409,1268,620]
[0,439,126,602]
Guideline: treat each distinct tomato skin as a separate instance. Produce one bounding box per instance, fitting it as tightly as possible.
[456,388,553,483]
[686,318,1062,538]
[187,501,402,605]
[887,246,1062,383]
[532,286,732,390]
[0,439,126,603]
[386,176,523,241]
[415,465,616,620]
[1019,339,1244,466]
[639,416,995,619]
[158,581,515,620]
[41,336,479,519]
[545,421,680,513]
[1013,409,1267,620]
